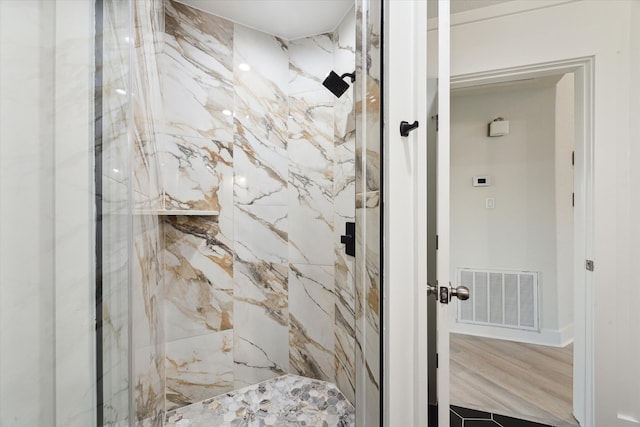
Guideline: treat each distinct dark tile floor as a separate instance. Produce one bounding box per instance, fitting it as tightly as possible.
[451,405,554,427]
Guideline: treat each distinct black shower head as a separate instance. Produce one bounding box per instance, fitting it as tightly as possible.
[322,70,356,98]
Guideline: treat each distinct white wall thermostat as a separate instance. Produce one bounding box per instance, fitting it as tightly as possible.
[473,176,491,187]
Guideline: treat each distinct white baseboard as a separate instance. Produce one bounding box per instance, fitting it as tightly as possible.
[450,322,574,347]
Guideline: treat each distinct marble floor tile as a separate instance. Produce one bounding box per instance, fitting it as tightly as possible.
[165,374,354,427]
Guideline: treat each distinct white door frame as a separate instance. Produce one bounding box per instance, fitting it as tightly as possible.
[436,56,595,426]
[382,0,428,425]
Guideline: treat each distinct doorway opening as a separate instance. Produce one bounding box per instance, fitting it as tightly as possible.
[446,58,594,427]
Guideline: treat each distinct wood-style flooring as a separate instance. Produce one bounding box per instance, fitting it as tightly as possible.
[450,333,579,427]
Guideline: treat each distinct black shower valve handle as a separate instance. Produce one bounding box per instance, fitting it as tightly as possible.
[400,120,419,137]
[340,221,356,257]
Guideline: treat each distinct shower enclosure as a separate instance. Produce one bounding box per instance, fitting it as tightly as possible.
[0,0,382,425]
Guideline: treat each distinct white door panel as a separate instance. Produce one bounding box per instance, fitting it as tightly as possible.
[436,1,451,426]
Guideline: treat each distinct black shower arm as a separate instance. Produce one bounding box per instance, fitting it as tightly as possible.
[340,72,356,82]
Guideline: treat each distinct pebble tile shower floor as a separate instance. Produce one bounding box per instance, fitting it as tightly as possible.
[165,375,355,427]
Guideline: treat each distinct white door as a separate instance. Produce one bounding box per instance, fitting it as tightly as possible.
[386,2,640,427]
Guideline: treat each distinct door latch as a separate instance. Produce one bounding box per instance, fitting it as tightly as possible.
[428,282,470,303]
[439,286,449,304]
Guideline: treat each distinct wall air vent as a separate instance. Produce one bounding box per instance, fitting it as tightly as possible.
[456,268,539,331]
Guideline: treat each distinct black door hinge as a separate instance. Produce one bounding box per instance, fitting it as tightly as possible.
[586,260,594,271]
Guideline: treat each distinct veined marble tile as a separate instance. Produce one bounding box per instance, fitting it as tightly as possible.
[288,33,334,95]
[163,216,234,342]
[355,189,380,424]
[131,1,164,208]
[102,259,130,421]
[234,204,288,264]
[364,81,382,194]
[131,201,164,345]
[288,263,335,382]
[355,191,380,332]
[234,24,289,96]
[334,219,356,405]
[165,330,234,410]
[288,90,335,265]
[158,133,233,211]
[233,260,289,389]
[102,0,131,188]
[162,0,234,141]
[355,2,382,423]
[131,213,164,425]
[233,125,289,206]
[334,7,356,77]
[161,1,234,211]
[332,14,357,403]
[333,125,356,222]
[233,26,289,206]
[133,343,165,427]
[334,87,356,144]
[335,301,356,404]
[102,176,132,425]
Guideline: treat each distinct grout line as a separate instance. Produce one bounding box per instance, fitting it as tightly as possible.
[492,413,506,427]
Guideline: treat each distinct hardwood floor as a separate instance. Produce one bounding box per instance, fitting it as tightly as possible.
[450,333,579,427]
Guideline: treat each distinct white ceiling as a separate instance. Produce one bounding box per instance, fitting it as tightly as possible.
[176,0,516,40]
[175,0,354,40]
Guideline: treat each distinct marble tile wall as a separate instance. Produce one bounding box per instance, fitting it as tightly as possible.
[286,32,335,385]
[160,0,234,213]
[355,0,382,425]
[131,0,166,425]
[333,7,357,405]
[232,22,290,389]
[102,1,133,424]
[159,0,359,412]
[160,1,236,411]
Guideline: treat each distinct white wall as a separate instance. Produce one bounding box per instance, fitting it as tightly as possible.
[430,1,640,424]
[0,1,95,426]
[1,2,56,424]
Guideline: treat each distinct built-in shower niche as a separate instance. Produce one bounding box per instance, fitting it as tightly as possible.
[159,0,357,411]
